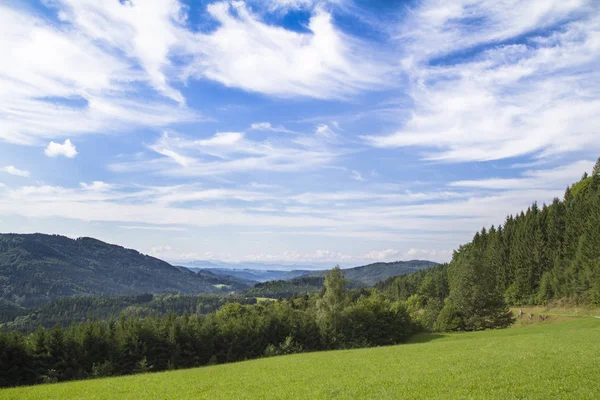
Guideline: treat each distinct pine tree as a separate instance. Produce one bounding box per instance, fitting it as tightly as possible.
[592,157,600,177]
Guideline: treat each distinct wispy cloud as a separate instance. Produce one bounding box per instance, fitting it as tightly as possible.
[111,126,344,177]
[364,1,600,162]
[250,122,294,134]
[2,166,30,178]
[182,1,391,99]
[351,170,365,181]
[450,160,594,190]
[0,2,196,146]
[55,0,188,103]
[1,158,593,264]
[120,225,186,232]
[365,248,399,261]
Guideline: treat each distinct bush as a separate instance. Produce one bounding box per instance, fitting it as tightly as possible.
[434,300,462,332]
[339,292,412,347]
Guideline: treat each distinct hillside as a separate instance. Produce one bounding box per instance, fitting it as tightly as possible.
[4,317,598,399]
[304,260,437,286]
[0,234,248,307]
[239,261,437,298]
[185,267,310,284]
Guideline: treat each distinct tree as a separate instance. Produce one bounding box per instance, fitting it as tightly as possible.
[593,157,600,177]
[447,244,514,331]
[316,266,349,346]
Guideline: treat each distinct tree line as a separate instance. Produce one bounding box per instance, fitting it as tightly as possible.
[1,294,258,332]
[0,268,413,388]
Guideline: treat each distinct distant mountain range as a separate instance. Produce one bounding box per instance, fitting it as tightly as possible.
[188,260,438,287]
[302,260,438,286]
[183,266,310,283]
[0,234,249,307]
[0,233,438,308]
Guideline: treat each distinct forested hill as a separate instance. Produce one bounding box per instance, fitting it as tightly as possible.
[376,160,600,331]
[239,261,436,298]
[0,234,248,307]
[305,260,437,286]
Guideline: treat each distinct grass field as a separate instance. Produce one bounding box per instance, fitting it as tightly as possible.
[2,316,599,399]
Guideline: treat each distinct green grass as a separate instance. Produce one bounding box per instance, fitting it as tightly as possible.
[212,284,231,290]
[3,318,599,399]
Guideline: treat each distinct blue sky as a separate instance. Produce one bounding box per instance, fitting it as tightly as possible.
[0,0,599,266]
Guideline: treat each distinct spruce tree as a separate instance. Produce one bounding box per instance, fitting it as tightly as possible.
[593,157,600,177]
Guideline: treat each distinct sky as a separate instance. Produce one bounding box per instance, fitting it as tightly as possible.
[0,0,599,267]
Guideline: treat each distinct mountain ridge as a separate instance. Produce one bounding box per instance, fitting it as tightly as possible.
[0,233,248,307]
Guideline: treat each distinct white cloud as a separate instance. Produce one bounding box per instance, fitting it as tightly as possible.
[112,127,341,177]
[250,122,273,130]
[0,0,390,147]
[1,159,589,240]
[149,245,174,256]
[45,139,78,158]
[397,0,589,64]
[243,249,353,263]
[450,160,595,190]
[351,170,365,181]
[365,249,399,261]
[120,226,186,232]
[183,2,391,99]
[2,165,30,178]
[80,181,114,191]
[365,3,600,162]
[403,248,453,263]
[0,2,196,146]
[55,0,188,103]
[261,0,339,12]
[250,122,294,134]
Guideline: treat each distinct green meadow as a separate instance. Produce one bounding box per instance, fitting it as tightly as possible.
[3,316,599,400]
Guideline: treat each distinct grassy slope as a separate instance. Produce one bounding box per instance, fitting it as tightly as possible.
[3,316,599,400]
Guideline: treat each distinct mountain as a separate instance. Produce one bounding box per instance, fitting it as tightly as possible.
[187,260,438,286]
[302,260,438,286]
[185,267,311,283]
[240,260,438,298]
[0,234,249,307]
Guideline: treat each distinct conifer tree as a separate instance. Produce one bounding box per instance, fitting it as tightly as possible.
[593,157,600,177]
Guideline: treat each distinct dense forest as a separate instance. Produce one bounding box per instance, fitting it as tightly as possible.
[0,294,258,332]
[378,159,600,330]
